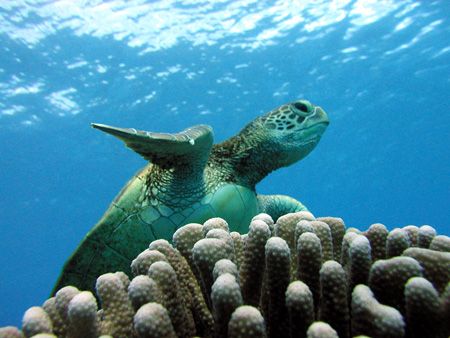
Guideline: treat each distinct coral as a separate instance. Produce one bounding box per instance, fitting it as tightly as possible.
[340,230,358,268]
[2,214,448,338]
[296,232,322,315]
[41,288,98,338]
[212,259,239,282]
[348,234,372,290]
[429,235,450,252]
[251,212,274,229]
[205,228,235,262]
[402,225,419,246]
[130,249,168,276]
[441,283,450,337]
[417,225,436,248]
[202,217,229,236]
[44,286,80,337]
[41,298,63,337]
[228,306,265,338]
[317,217,345,261]
[402,247,450,293]
[211,273,242,338]
[346,227,362,234]
[172,223,203,260]
[54,287,79,325]
[264,237,290,338]
[127,275,163,312]
[295,220,314,244]
[147,261,195,338]
[148,239,211,335]
[404,277,442,338]
[351,284,405,338]
[274,211,315,275]
[306,321,338,338]
[133,303,176,338]
[310,221,334,261]
[319,261,349,338]
[386,228,411,258]
[369,256,423,314]
[22,307,53,338]
[275,212,314,250]
[0,326,24,338]
[66,291,98,338]
[239,220,270,306]
[95,273,134,337]
[285,281,314,338]
[192,237,232,308]
[148,240,194,313]
[229,232,244,269]
[363,223,388,260]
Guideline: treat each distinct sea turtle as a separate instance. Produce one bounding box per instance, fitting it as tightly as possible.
[54,99,329,292]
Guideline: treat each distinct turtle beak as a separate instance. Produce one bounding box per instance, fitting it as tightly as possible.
[313,106,330,126]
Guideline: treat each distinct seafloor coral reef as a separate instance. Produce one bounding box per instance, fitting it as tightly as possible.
[1,212,449,338]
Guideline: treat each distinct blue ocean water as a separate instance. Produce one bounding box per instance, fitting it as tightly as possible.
[0,0,448,327]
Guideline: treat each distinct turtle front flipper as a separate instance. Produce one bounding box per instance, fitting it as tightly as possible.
[92,123,213,169]
[257,194,307,222]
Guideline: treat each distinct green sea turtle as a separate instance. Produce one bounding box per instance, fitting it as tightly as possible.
[54,99,329,292]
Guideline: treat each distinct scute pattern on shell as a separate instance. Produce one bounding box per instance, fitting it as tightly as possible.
[2,213,449,338]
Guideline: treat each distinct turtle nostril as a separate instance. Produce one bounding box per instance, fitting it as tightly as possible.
[293,102,309,113]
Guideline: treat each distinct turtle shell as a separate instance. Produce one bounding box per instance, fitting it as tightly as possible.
[53,169,258,292]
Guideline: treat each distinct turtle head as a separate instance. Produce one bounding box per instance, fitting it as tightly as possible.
[261,99,329,166]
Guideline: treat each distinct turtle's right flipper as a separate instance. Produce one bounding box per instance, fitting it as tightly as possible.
[257,194,308,222]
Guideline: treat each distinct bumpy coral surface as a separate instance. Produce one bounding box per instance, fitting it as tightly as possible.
[1,212,449,338]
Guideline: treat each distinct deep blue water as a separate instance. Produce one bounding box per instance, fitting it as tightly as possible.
[0,0,449,327]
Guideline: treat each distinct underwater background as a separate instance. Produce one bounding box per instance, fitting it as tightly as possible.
[0,0,448,327]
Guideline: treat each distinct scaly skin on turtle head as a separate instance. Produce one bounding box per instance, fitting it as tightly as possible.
[259,99,329,166]
[210,100,329,188]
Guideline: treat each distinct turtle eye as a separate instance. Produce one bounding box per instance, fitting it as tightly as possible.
[293,101,311,113]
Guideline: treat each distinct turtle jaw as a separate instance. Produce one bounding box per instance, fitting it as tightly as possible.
[298,121,329,143]
[279,131,324,166]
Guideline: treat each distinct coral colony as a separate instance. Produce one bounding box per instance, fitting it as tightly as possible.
[1,212,449,338]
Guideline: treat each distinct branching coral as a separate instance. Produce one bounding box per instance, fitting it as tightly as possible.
[285,280,314,338]
[351,284,404,338]
[319,260,349,338]
[1,212,449,338]
[264,237,290,338]
[133,302,176,338]
[239,220,270,307]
